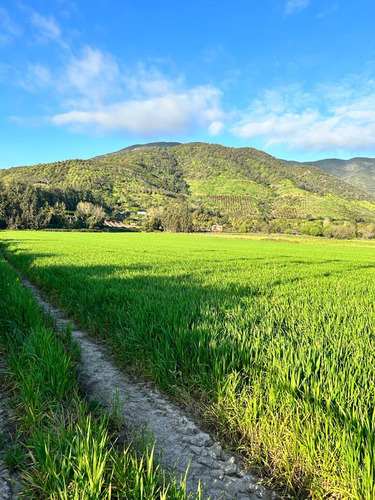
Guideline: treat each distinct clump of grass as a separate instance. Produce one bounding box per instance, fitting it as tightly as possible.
[3,440,26,471]
[0,254,199,499]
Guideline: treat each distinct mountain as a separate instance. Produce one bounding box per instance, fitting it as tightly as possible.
[284,157,375,196]
[94,142,181,158]
[2,142,375,224]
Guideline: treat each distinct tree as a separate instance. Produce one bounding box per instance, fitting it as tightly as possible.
[358,222,375,239]
[144,207,164,232]
[300,220,323,237]
[49,201,70,228]
[332,221,356,239]
[0,181,52,229]
[162,204,193,232]
[75,201,106,228]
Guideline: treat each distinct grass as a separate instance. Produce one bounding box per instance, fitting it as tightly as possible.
[1,230,375,498]
[202,231,375,247]
[0,249,200,499]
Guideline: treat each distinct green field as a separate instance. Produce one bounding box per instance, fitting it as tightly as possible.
[0,239,196,499]
[1,231,375,498]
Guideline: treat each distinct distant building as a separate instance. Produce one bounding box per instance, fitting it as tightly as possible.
[211,224,223,232]
[137,210,147,215]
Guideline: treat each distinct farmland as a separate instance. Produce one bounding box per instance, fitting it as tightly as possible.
[0,239,200,499]
[1,231,375,498]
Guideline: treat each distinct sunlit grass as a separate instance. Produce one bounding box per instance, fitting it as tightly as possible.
[2,231,375,497]
[0,250,200,499]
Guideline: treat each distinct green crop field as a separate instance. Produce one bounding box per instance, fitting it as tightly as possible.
[0,238,196,499]
[1,231,375,499]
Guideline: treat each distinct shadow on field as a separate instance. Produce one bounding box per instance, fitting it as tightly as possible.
[0,238,277,382]
[2,238,374,317]
[2,237,375,451]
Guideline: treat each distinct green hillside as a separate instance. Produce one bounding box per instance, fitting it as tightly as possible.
[2,142,375,231]
[285,157,375,196]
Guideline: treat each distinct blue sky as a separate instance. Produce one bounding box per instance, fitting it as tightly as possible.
[1,0,375,168]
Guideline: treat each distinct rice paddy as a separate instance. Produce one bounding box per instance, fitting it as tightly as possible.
[0,242,200,499]
[1,231,375,498]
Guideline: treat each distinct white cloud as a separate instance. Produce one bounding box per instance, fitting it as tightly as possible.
[285,0,310,15]
[30,11,64,46]
[20,63,51,91]
[231,79,375,152]
[32,64,51,85]
[51,86,224,135]
[59,46,121,106]
[209,121,225,135]
[24,45,224,136]
[123,65,183,98]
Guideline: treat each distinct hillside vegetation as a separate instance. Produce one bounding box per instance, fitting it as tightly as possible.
[285,157,375,196]
[1,142,375,236]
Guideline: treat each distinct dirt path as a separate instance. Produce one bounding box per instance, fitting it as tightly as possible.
[17,272,280,500]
